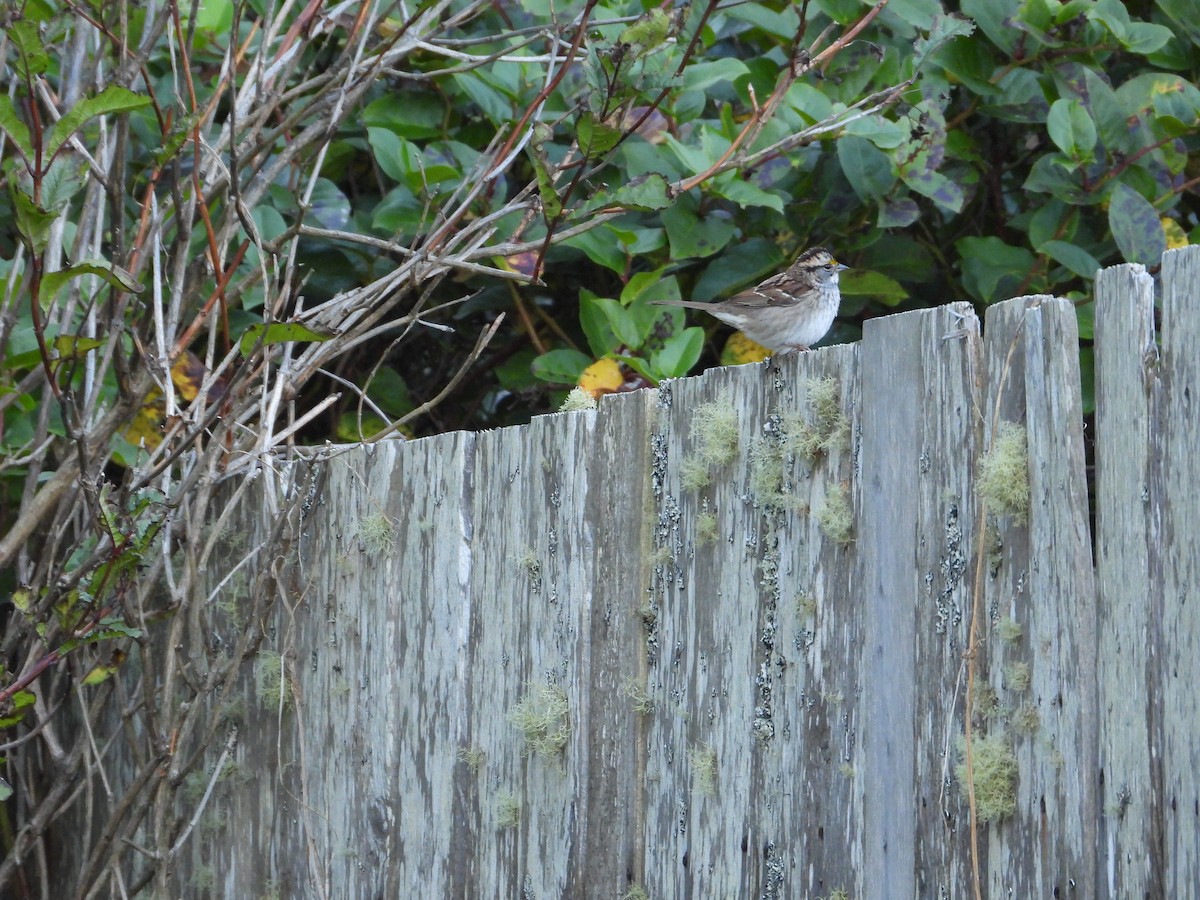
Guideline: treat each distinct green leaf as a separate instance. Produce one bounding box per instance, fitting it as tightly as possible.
[652,327,705,379]
[239,322,336,356]
[962,0,1019,53]
[621,270,680,306]
[838,270,909,306]
[1108,182,1166,267]
[711,174,784,212]
[620,8,670,49]
[692,239,785,302]
[1121,22,1174,55]
[13,190,57,255]
[0,690,36,729]
[912,13,976,72]
[580,290,620,357]
[0,95,33,161]
[51,334,105,361]
[877,197,920,228]
[679,58,749,93]
[529,151,562,220]
[10,19,49,76]
[564,226,625,273]
[577,111,621,156]
[531,348,592,385]
[899,167,964,213]
[1047,99,1097,164]
[588,173,672,213]
[662,197,736,260]
[363,94,445,139]
[1039,240,1101,279]
[593,297,643,349]
[838,135,896,202]
[39,259,145,308]
[956,236,1036,303]
[45,86,151,161]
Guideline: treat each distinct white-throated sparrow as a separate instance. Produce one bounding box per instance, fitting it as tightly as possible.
[653,247,848,352]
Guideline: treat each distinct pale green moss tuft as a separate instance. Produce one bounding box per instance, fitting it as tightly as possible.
[978,422,1030,522]
[255,651,290,709]
[620,677,656,715]
[695,510,719,545]
[996,618,1023,643]
[688,743,718,797]
[956,732,1018,822]
[1013,702,1040,733]
[495,790,521,829]
[508,684,571,758]
[458,745,486,773]
[796,591,818,619]
[816,482,854,543]
[559,386,597,411]
[622,886,650,900]
[792,378,850,461]
[748,436,800,511]
[679,455,712,491]
[691,397,739,466]
[1005,661,1031,692]
[358,513,397,556]
[838,762,855,779]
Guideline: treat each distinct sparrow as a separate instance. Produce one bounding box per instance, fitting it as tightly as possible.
[653,247,848,352]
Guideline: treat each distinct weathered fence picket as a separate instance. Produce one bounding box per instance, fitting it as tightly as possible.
[54,247,1200,898]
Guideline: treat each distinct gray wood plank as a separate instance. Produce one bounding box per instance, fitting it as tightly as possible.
[859,302,981,900]
[1093,261,1161,899]
[982,296,1098,898]
[1158,246,1200,897]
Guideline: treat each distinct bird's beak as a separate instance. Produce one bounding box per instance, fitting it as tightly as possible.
[836,262,849,272]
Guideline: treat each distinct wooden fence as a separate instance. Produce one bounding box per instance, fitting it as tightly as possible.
[65,248,1200,897]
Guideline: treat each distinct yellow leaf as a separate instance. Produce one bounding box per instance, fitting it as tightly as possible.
[170,350,206,402]
[578,358,624,398]
[1162,217,1188,250]
[125,389,164,449]
[720,333,772,366]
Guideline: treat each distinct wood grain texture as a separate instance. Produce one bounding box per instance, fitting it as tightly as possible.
[859,302,981,900]
[982,296,1098,898]
[1156,247,1200,898]
[1093,261,1161,899]
[62,252,1200,899]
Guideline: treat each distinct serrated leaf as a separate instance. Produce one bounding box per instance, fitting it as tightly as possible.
[40,154,87,210]
[577,111,621,156]
[912,13,976,72]
[1047,99,1097,163]
[10,20,49,76]
[1108,182,1166,267]
[620,8,670,48]
[0,96,33,161]
[39,259,144,308]
[13,190,57,255]
[587,173,672,213]
[239,322,336,356]
[45,86,151,161]
[526,148,562,220]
